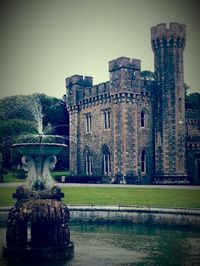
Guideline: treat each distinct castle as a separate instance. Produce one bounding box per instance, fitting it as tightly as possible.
[66,23,200,184]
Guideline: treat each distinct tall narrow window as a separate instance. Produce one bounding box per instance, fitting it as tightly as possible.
[104,112,107,129]
[103,110,111,130]
[103,153,110,174]
[141,149,147,174]
[178,98,182,113]
[85,153,92,175]
[107,111,111,129]
[178,155,183,172]
[157,131,161,147]
[141,110,145,128]
[86,113,92,133]
[102,144,111,175]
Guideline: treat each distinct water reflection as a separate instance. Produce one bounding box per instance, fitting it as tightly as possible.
[1,222,200,265]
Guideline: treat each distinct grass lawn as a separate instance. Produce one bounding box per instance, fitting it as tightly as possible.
[2,172,24,183]
[51,171,70,178]
[0,187,200,209]
[1,171,69,183]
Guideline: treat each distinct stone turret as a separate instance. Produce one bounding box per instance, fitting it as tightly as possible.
[151,23,187,179]
[66,75,93,107]
[109,56,141,93]
[151,23,186,41]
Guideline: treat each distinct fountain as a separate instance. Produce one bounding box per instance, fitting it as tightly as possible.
[2,98,74,261]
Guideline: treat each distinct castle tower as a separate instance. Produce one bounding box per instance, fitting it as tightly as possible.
[66,75,93,174]
[151,23,187,179]
[109,56,141,94]
[108,57,141,176]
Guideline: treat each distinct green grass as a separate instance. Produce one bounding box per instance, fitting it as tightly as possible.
[1,171,69,183]
[0,187,16,206]
[0,187,200,209]
[2,172,24,183]
[51,171,69,178]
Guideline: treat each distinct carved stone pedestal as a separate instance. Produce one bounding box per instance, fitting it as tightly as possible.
[3,185,74,261]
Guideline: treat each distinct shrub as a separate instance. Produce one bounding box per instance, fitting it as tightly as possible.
[113,172,123,184]
[124,171,135,184]
[13,169,26,179]
[125,171,143,184]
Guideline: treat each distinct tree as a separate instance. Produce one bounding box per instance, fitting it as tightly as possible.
[0,119,36,169]
[185,92,200,110]
[0,94,69,170]
[141,70,154,80]
[0,95,35,121]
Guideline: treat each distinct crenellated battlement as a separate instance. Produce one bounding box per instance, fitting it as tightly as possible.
[151,23,186,39]
[66,75,93,89]
[151,23,186,50]
[77,81,110,101]
[109,56,141,72]
[66,56,144,108]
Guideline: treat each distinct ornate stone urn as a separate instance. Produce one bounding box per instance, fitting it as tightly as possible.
[2,142,74,261]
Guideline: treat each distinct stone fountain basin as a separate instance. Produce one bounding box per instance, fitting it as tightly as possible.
[12,143,68,156]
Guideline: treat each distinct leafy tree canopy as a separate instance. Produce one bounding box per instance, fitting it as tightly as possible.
[0,119,36,137]
[185,92,200,110]
[0,93,68,135]
[141,70,154,80]
[0,93,69,169]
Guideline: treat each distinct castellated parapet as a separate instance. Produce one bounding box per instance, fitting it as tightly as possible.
[66,75,93,88]
[109,57,141,94]
[151,23,186,50]
[66,75,93,107]
[109,57,141,71]
[66,56,152,111]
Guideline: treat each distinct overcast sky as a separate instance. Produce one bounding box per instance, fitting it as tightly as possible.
[0,0,199,99]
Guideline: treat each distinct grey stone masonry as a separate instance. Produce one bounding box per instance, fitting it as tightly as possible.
[151,23,187,178]
[66,22,198,184]
[66,56,153,182]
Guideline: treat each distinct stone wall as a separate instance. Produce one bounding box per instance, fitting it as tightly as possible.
[1,206,200,227]
[78,98,114,176]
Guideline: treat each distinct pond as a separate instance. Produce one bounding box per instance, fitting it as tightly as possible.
[1,222,200,265]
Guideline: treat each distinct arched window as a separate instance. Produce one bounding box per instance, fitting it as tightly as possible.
[84,147,93,175]
[102,144,111,175]
[85,153,92,175]
[141,149,147,174]
[141,110,145,128]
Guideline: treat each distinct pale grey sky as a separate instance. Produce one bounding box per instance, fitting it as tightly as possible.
[0,0,199,99]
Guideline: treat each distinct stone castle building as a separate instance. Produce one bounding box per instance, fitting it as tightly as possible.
[66,23,200,184]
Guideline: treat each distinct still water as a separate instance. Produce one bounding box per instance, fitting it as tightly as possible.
[1,222,200,266]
